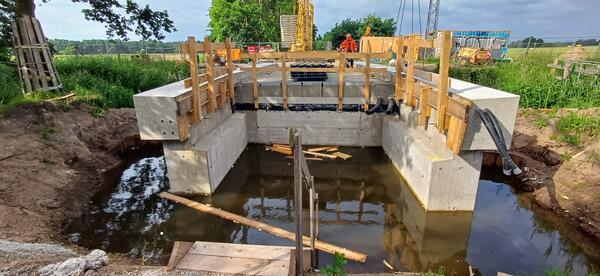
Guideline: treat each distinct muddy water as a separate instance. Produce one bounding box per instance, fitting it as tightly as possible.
[69,145,599,275]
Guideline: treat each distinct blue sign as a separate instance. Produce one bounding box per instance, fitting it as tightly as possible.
[452,31,511,39]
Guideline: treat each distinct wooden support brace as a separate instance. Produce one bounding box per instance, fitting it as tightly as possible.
[437,31,452,133]
[187,36,201,123]
[406,37,416,107]
[418,86,431,126]
[218,81,227,108]
[225,37,235,99]
[281,53,288,110]
[252,55,259,109]
[204,37,217,113]
[364,41,371,111]
[338,52,345,111]
[446,116,468,154]
[395,37,404,102]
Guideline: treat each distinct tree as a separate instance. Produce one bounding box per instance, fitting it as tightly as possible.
[0,0,176,61]
[209,0,293,43]
[323,14,396,48]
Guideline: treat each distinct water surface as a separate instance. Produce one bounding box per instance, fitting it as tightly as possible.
[70,145,599,275]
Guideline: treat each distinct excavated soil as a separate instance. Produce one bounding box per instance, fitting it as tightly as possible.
[507,108,600,248]
[0,103,140,273]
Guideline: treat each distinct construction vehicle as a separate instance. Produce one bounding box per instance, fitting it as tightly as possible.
[454,37,493,65]
[290,0,314,52]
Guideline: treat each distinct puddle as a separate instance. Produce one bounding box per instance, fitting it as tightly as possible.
[69,145,599,274]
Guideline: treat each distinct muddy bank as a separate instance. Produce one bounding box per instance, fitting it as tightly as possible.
[0,103,141,272]
[493,108,600,251]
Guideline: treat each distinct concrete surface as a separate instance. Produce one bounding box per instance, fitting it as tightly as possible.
[382,116,483,211]
[241,110,383,146]
[164,112,248,194]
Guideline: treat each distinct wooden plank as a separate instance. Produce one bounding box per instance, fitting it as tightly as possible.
[225,37,235,99]
[165,241,193,272]
[332,152,352,160]
[17,17,40,91]
[252,56,259,109]
[241,51,391,60]
[418,86,431,126]
[414,38,434,49]
[281,53,288,109]
[304,151,338,160]
[217,81,227,108]
[158,192,368,263]
[11,21,31,93]
[187,241,293,261]
[187,36,201,123]
[307,146,337,152]
[395,37,404,101]
[338,52,345,111]
[204,37,217,113]
[178,253,290,275]
[405,36,416,107]
[446,116,468,154]
[30,17,58,87]
[437,31,452,133]
[364,40,371,111]
[22,16,48,89]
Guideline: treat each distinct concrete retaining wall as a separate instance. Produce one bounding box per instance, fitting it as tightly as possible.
[382,117,482,211]
[241,110,383,146]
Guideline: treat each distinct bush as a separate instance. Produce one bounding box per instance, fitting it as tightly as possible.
[0,64,21,105]
[449,54,600,109]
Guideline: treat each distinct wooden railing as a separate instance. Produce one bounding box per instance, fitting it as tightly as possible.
[179,36,235,124]
[240,46,393,111]
[395,31,472,154]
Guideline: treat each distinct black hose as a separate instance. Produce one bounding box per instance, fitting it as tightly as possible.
[475,108,522,175]
[386,98,397,115]
[366,97,385,115]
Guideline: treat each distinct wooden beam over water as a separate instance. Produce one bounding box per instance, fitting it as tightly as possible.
[158,192,368,263]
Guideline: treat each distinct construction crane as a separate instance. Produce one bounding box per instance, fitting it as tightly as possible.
[291,0,314,52]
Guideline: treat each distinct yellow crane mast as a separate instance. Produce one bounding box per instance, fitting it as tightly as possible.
[291,0,314,52]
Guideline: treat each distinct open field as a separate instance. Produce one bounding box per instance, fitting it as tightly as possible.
[508,46,600,60]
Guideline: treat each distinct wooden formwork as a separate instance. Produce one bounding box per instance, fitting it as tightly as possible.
[240,44,393,111]
[395,31,472,154]
[11,16,61,93]
[178,36,236,126]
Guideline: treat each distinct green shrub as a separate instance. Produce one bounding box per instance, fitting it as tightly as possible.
[0,64,21,105]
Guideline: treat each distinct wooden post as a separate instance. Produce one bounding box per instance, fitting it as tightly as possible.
[395,37,404,102]
[338,52,345,111]
[418,86,431,126]
[446,116,467,154]
[437,31,452,133]
[218,81,227,108]
[252,55,259,109]
[225,37,235,100]
[406,36,416,107]
[550,58,558,77]
[293,131,304,276]
[204,37,217,112]
[309,177,316,268]
[187,36,201,123]
[364,41,372,111]
[282,53,288,110]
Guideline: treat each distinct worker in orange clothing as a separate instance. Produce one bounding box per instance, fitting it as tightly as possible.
[339,33,357,67]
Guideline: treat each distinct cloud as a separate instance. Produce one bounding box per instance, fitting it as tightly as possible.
[36,0,600,42]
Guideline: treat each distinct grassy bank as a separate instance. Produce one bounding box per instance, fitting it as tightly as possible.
[0,57,189,113]
[450,53,600,109]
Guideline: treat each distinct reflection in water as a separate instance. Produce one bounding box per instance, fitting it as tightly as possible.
[71,145,599,274]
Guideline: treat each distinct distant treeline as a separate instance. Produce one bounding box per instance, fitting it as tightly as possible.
[509,37,600,48]
[49,39,183,55]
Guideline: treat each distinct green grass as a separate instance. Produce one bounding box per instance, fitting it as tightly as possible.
[508,46,599,60]
[0,57,190,113]
[450,52,600,109]
[555,112,600,146]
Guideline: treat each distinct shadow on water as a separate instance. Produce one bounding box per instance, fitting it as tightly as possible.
[69,145,599,274]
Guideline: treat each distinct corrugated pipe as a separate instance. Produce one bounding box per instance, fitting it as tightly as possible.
[366,97,385,115]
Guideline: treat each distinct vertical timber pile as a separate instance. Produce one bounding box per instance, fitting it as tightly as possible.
[12,15,61,93]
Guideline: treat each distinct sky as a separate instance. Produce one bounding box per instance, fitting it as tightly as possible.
[35,0,600,42]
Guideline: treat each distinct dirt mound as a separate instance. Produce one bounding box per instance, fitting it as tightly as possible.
[559,46,588,60]
[0,103,138,245]
[510,108,600,247]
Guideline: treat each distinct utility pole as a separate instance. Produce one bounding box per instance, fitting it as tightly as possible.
[425,0,440,38]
